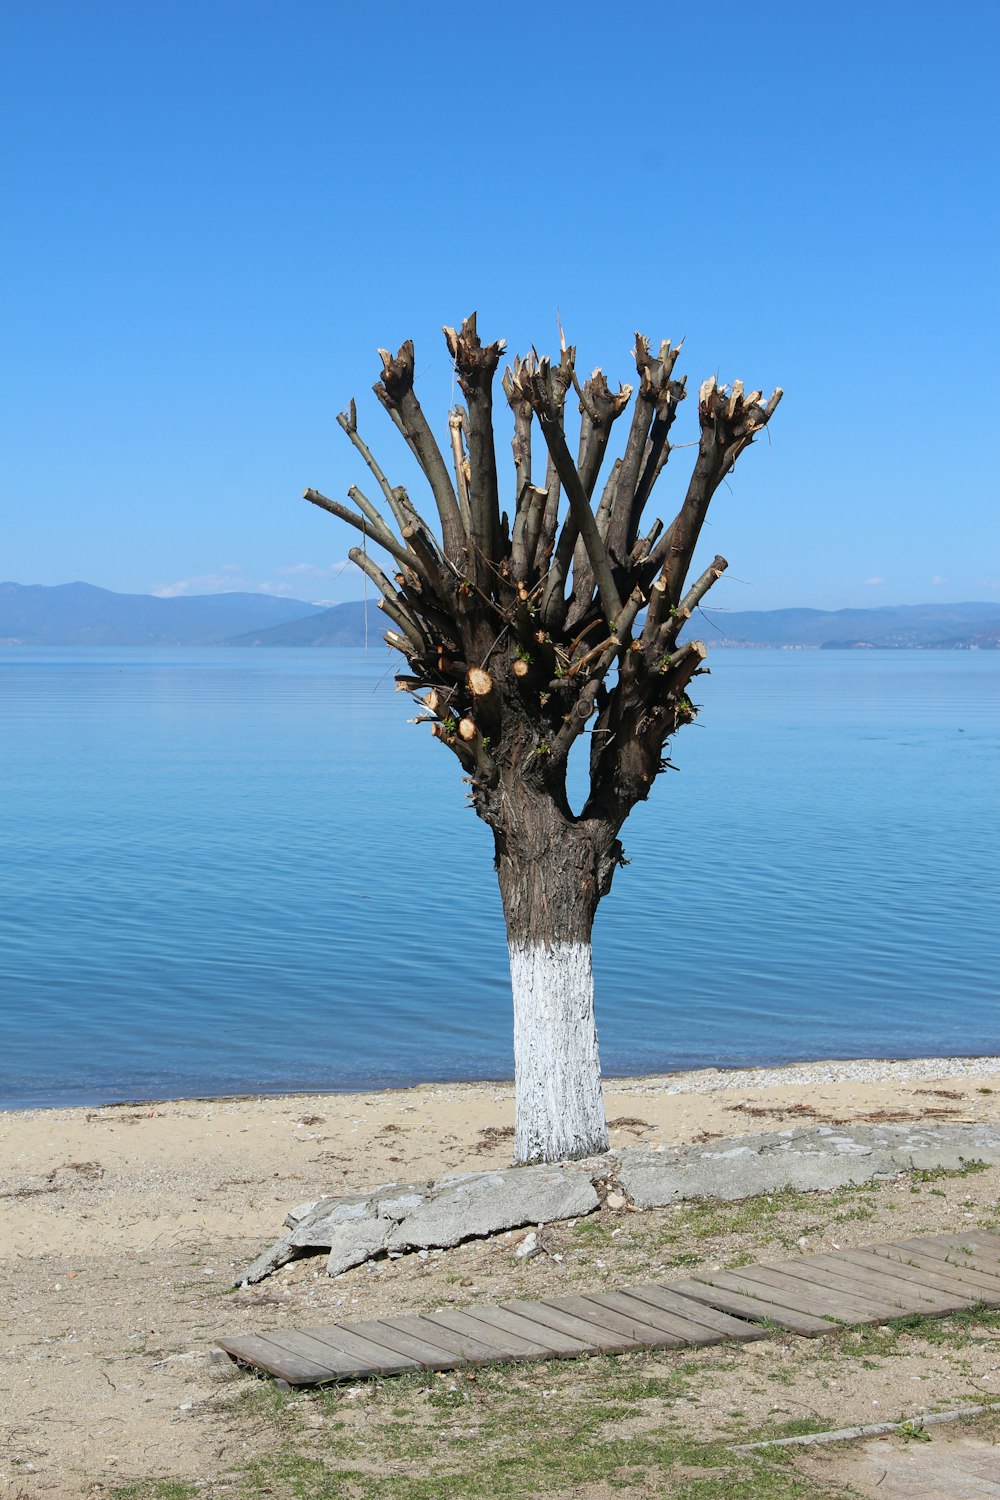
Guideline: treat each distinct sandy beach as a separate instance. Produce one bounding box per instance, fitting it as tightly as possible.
[3,1056,1000,1497]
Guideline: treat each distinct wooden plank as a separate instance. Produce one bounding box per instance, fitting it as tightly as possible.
[450,1303,592,1357]
[895,1232,1000,1273]
[319,1318,463,1372]
[635,1284,767,1343]
[751,1258,939,1316]
[377,1314,514,1365]
[669,1276,831,1336]
[502,1299,646,1355]
[799,1254,969,1314]
[864,1245,1000,1301]
[926,1229,1000,1260]
[546,1293,687,1347]
[719,1264,892,1324]
[272,1327,417,1378]
[833,1248,995,1306]
[423,1307,558,1359]
[885,1237,1000,1289]
[876,1240,1000,1293]
[581,1291,711,1346]
[900,1230,1000,1268]
[215,1332,351,1385]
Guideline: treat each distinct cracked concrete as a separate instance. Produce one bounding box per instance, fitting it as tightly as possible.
[240,1121,1000,1284]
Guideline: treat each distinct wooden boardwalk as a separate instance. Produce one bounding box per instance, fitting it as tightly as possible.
[215,1229,1000,1387]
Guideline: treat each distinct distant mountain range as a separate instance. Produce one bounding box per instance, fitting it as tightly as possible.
[226,600,373,646]
[233,598,1000,650]
[687,601,1000,650]
[2,583,997,650]
[0,581,325,646]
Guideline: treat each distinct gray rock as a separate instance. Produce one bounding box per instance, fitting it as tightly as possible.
[290,1194,377,1247]
[326,1217,396,1277]
[617,1146,886,1208]
[240,1234,298,1285]
[615,1123,1000,1209]
[387,1164,598,1250]
[238,1121,1000,1284]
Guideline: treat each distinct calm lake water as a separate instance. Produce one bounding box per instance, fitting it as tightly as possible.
[1,647,997,1110]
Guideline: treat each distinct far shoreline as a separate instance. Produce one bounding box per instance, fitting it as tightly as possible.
[5,1050,1000,1117]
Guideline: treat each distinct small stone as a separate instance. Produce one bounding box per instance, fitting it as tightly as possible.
[515,1231,541,1260]
[606,1192,627,1211]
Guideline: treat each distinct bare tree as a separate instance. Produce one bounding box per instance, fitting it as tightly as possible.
[305,316,781,1164]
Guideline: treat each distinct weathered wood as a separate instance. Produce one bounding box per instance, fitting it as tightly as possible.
[670,1276,832,1337]
[866,1244,1000,1298]
[743,1260,924,1318]
[375,1313,510,1364]
[421,1307,555,1359]
[630,1284,766,1343]
[502,1299,645,1355]
[216,1332,354,1384]
[827,1249,991,1309]
[545,1293,686,1348]
[583,1289,723,1344]
[337,1318,474,1371]
[782,1254,959,1313]
[276,1326,420,1376]
[708,1265,887,1325]
[450,1303,592,1357]
[896,1231,1000,1271]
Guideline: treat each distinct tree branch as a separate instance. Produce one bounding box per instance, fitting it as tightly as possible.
[336,400,412,536]
[604,337,685,562]
[447,407,474,537]
[303,488,432,586]
[443,315,506,578]
[509,347,574,578]
[347,546,427,651]
[510,356,625,628]
[645,379,781,605]
[374,340,467,562]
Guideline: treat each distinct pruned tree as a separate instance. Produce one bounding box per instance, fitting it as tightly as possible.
[304,316,781,1164]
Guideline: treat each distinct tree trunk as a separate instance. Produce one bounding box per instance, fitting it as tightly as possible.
[314,317,781,1170]
[494,793,611,1164]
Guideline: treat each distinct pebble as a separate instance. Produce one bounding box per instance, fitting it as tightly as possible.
[644,1055,1000,1096]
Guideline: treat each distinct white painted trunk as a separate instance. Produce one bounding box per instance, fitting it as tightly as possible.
[509,938,609,1163]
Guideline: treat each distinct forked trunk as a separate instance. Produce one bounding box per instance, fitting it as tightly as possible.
[494,796,611,1164]
[313,317,781,1175]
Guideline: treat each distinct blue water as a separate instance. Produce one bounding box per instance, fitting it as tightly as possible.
[0,647,997,1110]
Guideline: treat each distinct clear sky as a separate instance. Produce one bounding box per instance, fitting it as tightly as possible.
[2,1,997,612]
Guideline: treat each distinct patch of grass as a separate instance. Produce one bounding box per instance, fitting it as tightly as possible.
[749,1415,833,1441]
[571,1217,615,1244]
[228,1349,839,1499]
[911,1160,989,1182]
[724,1252,756,1269]
[109,1482,200,1500]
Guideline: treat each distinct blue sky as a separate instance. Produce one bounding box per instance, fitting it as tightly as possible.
[2,1,997,612]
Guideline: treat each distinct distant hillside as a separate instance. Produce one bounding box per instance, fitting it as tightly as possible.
[4,585,997,650]
[226,600,375,646]
[689,602,1000,650]
[0,582,323,646]
[233,599,1000,650]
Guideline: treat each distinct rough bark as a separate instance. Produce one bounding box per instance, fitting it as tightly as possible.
[305,315,781,1164]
